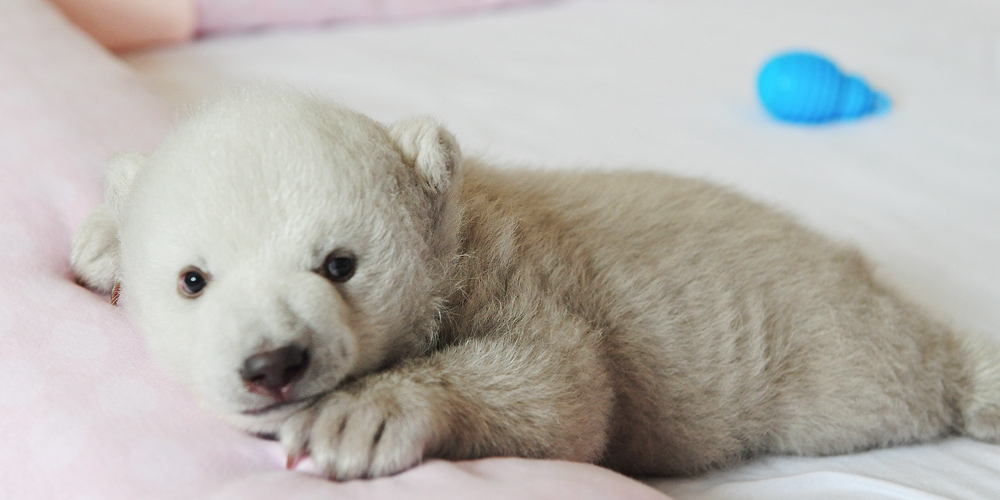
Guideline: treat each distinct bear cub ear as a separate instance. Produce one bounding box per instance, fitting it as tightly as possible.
[387,117,462,194]
[104,151,145,223]
[70,151,146,294]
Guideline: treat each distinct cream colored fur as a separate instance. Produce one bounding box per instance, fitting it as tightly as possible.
[71,88,1000,480]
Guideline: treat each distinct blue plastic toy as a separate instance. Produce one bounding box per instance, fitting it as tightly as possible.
[757,51,890,124]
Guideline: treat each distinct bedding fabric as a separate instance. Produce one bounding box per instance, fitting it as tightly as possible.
[48,0,195,51]
[122,0,1000,498]
[46,0,551,51]
[3,0,999,498]
[196,0,555,35]
[0,0,668,498]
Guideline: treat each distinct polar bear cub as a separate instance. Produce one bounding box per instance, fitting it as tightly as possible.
[71,88,1000,480]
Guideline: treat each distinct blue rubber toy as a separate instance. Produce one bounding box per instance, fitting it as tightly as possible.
[757,51,890,124]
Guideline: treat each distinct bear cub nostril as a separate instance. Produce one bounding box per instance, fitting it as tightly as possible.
[240,345,310,396]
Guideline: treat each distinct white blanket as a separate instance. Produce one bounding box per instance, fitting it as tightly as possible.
[126,0,1000,497]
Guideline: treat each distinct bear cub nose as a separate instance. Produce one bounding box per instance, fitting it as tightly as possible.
[240,345,309,399]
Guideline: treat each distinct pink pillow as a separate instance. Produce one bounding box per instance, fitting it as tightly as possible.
[196,0,554,34]
[47,0,551,51]
[48,0,195,51]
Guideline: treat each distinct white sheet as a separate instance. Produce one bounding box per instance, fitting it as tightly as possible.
[125,1,1000,498]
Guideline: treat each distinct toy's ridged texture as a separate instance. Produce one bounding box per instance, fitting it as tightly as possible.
[757,52,890,124]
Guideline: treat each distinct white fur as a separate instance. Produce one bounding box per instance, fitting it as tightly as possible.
[72,88,1000,480]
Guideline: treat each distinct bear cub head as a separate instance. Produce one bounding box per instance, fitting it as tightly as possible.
[71,89,463,433]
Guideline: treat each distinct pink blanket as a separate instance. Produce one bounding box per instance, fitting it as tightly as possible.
[0,0,666,498]
[48,0,549,51]
[197,0,553,35]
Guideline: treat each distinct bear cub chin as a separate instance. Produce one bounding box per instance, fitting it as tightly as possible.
[71,88,1000,480]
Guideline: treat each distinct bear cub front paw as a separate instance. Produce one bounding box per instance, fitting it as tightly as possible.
[280,379,445,480]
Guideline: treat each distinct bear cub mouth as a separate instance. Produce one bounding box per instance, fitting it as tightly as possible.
[242,393,325,416]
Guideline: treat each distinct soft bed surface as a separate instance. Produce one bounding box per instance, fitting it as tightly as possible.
[3,0,997,498]
[124,0,1000,498]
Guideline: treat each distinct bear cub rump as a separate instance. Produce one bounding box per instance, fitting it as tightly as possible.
[71,88,1000,480]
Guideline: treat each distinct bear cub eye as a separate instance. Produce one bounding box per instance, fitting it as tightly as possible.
[321,252,356,283]
[178,267,209,298]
